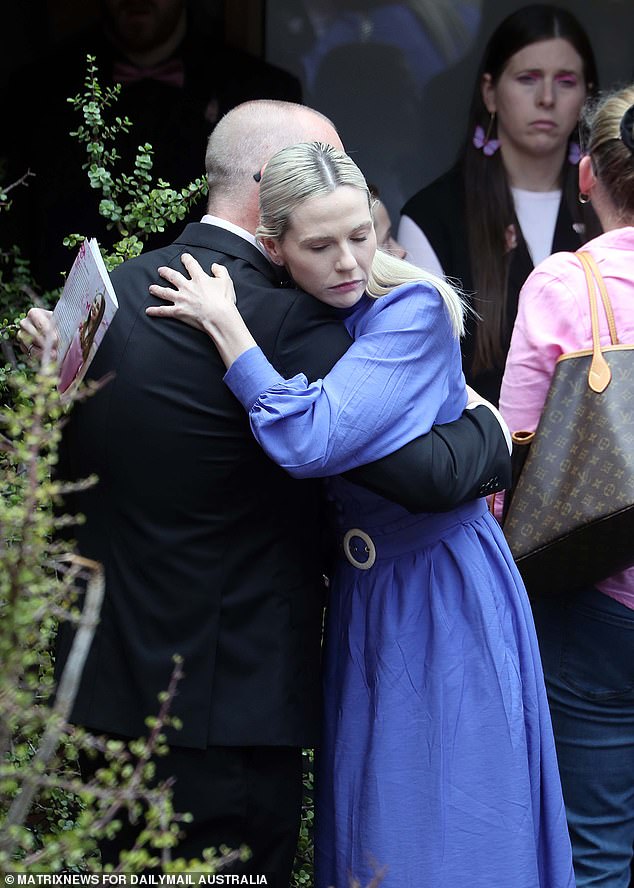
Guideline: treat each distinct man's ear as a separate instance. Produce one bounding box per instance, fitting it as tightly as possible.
[578,153,596,196]
[260,236,285,266]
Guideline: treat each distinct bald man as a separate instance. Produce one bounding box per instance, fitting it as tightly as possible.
[22,100,510,882]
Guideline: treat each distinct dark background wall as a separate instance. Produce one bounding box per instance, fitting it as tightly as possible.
[3,0,633,220]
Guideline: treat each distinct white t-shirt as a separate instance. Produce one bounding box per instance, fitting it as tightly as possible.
[397,188,562,273]
[511,187,561,266]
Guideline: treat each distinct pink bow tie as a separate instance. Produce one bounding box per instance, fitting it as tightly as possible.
[113,57,185,89]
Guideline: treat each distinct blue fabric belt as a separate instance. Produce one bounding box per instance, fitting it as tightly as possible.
[341,498,488,568]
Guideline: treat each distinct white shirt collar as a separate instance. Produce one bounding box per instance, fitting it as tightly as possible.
[200,214,269,258]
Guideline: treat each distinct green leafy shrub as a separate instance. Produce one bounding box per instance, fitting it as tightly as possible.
[0,56,232,875]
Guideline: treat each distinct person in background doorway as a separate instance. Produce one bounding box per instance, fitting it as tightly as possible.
[369,184,407,258]
[0,0,301,291]
[398,4,599,403]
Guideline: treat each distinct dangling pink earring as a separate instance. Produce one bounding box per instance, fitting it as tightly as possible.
[568,141,581,164]
[473,112,501,156]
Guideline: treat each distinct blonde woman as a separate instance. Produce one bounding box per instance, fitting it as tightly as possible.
[500,85,634,888]
[147,142,573,888]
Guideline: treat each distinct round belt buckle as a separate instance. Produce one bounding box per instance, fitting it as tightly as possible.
[343,528,376,570]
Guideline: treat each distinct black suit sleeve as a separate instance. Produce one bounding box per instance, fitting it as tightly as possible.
[343,406,511,513]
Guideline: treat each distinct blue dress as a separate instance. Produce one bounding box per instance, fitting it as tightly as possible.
[225,283,574,888]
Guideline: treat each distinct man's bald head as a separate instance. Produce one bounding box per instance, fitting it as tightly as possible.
[205,100,343,232]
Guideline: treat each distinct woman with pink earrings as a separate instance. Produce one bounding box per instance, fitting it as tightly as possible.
[398,4,599,404]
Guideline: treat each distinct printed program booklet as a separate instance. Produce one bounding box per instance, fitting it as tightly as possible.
[52,238,118,397]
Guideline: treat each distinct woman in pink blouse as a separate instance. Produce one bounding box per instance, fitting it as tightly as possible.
[499,84,634,888]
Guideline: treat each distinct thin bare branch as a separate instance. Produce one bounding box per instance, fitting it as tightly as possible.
[2,170,35,197]
[0,558,104,848]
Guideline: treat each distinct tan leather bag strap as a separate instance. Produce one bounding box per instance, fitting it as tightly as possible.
[577,251,614,392]
[578,251,619,344]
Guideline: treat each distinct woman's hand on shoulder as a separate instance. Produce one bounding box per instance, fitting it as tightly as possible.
[147,253,257,368]
[147,254,238,333]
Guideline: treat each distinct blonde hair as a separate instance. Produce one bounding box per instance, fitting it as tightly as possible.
[582,84,634,224]
[257,142,466,337]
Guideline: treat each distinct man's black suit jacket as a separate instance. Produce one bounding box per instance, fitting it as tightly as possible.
[56,222,510,750]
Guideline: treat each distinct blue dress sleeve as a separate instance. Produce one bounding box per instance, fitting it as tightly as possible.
[225,281,466,478]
